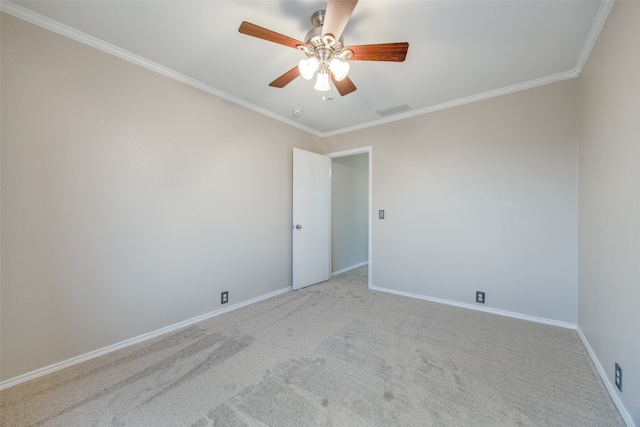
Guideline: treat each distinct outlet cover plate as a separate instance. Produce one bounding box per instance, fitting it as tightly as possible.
[615,363,622,391]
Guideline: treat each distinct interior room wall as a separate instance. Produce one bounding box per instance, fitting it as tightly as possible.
[0,13,320,381]
[578,1,640,424]
[331,153,369,273]
[324,79,580,324]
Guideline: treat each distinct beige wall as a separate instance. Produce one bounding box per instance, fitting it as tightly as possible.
[0,13,320,381]
[331,153,369,273]
[578,1,640,424]
[3,7,637,422]
[324,79,579,323]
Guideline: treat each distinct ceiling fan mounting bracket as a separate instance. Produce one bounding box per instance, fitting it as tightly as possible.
[310,10,326,28]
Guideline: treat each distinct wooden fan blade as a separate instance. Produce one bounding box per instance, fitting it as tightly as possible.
[269,66,301,88]
[331,74,357,96]
[239,21,306,49]
[347,42,409,62]
[322,0,358,40]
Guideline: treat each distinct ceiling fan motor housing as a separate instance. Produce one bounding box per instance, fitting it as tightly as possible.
[298,10,353,63]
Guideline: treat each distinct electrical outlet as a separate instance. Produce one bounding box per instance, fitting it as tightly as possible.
[615,363,622,392]
[476,291,485,304]
[221,291,229,304]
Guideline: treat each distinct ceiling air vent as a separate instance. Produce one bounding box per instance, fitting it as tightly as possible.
[375,104,412,118]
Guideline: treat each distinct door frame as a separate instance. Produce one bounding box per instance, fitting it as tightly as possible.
[326,146,373,289]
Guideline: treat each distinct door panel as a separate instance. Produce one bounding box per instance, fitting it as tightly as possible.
[292,148,331,290]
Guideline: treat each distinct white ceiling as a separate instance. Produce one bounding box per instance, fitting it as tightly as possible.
[4,1,609,136]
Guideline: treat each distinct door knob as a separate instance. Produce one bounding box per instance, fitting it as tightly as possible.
[296,224,302,229]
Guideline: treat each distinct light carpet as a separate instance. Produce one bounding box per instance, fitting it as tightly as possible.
[0,267,624,426]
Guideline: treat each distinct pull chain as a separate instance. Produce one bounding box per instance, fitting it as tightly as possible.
[322,83,334,101]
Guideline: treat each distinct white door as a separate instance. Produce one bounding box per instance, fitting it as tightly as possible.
[292,148,331,290]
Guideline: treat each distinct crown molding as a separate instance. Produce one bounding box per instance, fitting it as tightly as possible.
[0,1,323,138]
[321,69,580,137]
[321,0,615,138]
[574,0,615,74]
[1,0,612,139]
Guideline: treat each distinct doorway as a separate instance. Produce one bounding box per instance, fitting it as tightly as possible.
[327,147,372,288]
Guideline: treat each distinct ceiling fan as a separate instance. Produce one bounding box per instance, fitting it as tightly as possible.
[238,0,409,98]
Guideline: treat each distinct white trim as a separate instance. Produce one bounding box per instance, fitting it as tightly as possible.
[574,1,615,74]
[332,261,368,276]
[576,326,636,427]
[0,286,291,391]
[326,147,372,159]
[369,285,576,330]
[369,285,635,425]
[0,1,322,138]
[326,146,373,289]
[1,1,600,140]
[322,70,579,137]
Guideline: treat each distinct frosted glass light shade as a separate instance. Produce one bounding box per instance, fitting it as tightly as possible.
[298,58,319,80]
[329,58,350,81]
[314,72,330,91]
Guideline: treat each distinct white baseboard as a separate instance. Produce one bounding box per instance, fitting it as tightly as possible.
[368,285,577,329]
[332,261,368,276]
[576,326,636,427]
[368,286,635,425]
[4,284,634,427]
[0,286,291,391]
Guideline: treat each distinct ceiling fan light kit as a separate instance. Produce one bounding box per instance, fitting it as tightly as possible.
[296,10,353,92]
[298,57,319,80]
[238,0,408,98]
[329,58,350,81]
[313,72,331,92]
